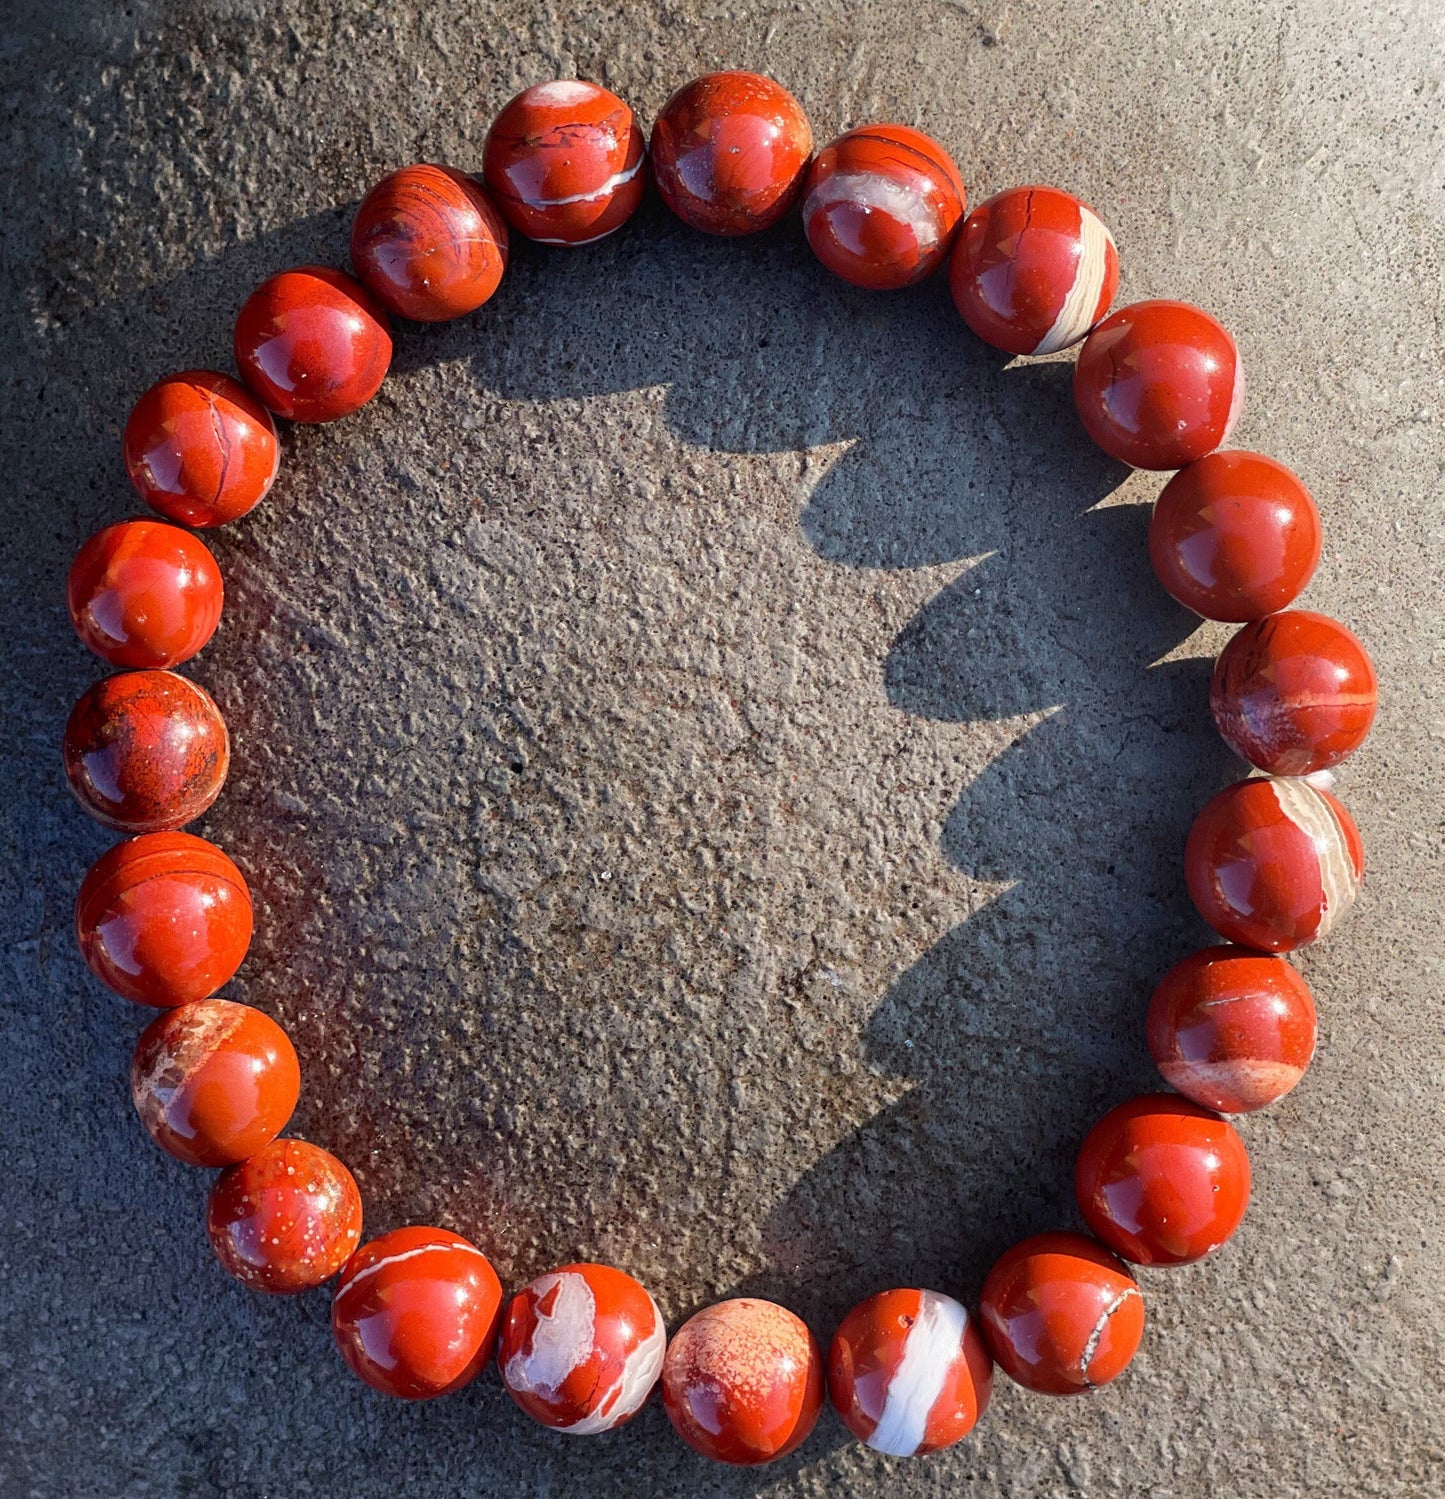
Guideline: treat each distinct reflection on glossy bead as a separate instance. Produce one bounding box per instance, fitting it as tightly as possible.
[1074,1095,1250,1265]
[1149,450,1321,621]
[234,266,393,422]
[63,670,229,833]
[124,369,280,528]
[333,1226,503,1399]
[662,1298,823,1465]
[827,1288,991,1456]
[1074,299,1243,470]
[131,998,299,1165]
[500,1262,665,1432]
[207,1138,362,1293]
[1185,776,1365,951]
[350,164,508,322]
[950,185,1119,355]
[979,1232,1144,1395]
[650,72,813,237]
[483,80,646,246]
[1147,946,1317,1113]
[802,125,964,290]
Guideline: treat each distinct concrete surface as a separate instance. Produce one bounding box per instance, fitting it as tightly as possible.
[2,1,1443,1495]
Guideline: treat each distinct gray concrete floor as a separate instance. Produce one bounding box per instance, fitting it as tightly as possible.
[2,1,1443,1495]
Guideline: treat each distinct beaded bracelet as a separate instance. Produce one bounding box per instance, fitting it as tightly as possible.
[61,70,1377,1466]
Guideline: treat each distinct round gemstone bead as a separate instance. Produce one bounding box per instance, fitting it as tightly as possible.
[801,124,964,290]
[1185,776,1364,951]
[67,519,223,669]
[1074,1095,1251,1265]
[950,185,1119,355]
[234,266,392,422]
[1147,946,1318,1113]
[1149,450,1322,620]
[124,369,280,529]
[63,670,229,833]
[661,1298,823,1465]
[350,164,508,321]
[498,1262,666,1432]
[979,1232,1144,1394]
[1074,299,1243,470]
[131,998,300,1166]
[1211,610,1377,776]
[332,1226,503,1399]
[827,1288,992,1456]
[207,1138,362,1294]
[650,72,813,237]
[483,80,646,246]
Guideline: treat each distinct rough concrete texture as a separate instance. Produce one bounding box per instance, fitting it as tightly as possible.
[2,0,1443,1494]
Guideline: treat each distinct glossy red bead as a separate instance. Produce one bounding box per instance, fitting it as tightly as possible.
[499,1262,665,1432]
[1149,450,1322,620]
[483,80,646,246]
[827,1289,992,1456]
[950,185,1119,355]
[650,72,813,237]
[1211,610,1377,776]
[332,1226,503,1399]
[350,164,508,322]
[67,520,223,669]
[207,1138,362,1294]
[801,125,964,290]
[131,998,299,1166]
[662,1298,823,1465]
[63,670,229,833]
[124,369,280,528]
[1074,299,1243,470]
[1074,1095,1251,1266]
[234,266,392,422]
[1185,776,1365,951]
[1147,946,1317,1113]
[979,1232,1144,1395]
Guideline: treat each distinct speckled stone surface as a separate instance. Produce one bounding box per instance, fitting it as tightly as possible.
[2,2,1442,1495]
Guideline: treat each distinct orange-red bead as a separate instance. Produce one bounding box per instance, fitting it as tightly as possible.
[350,164,509,321]
[650,72,813,237]
[1074,1095,1251,1266]
[207,1138,362,1294]
[234,266,392,423]
[332,1226,503,1399]
[63,670,229,833]
[979,1232,1144,1394]
[131,998,299,1165]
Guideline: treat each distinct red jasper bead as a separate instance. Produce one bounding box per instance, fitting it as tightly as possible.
[124,369,280,528]
[650,72,813,237]
[950,185,1119,355]
[483,81,646,246]
[350,164,508,322]
[234,266,392,422]
[662,1298,823,1465]
[1147,946,1317,1113]
[979,1232,1144,1395]
[1185,776,1365,951]
[499,1262,666,1432]
[1074,299,1243,470]
[801,125,964,291]
[1149,450,1322,621]
[332,1226,503,1399]
[131,998,300,1166]
[827,1288,992,1456]
[1211,610,1377,776]
[207,1138,362,1294]
[63,670,229,833]
[1074,1095,1251,1266]
[67,519,223,669]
